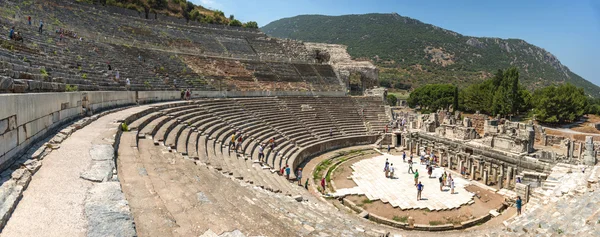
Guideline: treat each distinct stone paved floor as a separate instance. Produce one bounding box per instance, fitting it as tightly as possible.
[1,106,150,237]
[333,153,474,210]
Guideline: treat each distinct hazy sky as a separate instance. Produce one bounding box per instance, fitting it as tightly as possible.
[193,0,600,86]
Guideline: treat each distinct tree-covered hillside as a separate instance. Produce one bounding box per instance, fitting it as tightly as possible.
[262,13,599,96]
[83,0,258,28]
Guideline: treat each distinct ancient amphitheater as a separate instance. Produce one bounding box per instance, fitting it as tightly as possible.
[0,1,599,236]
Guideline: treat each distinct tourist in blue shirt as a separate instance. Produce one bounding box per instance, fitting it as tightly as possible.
[285,165,291,180]
[416,181,424,200]
[9,27,14,39]
[516,196,522,215]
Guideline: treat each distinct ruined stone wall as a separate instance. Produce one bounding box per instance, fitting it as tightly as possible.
[303,43,378,90]
[545,135,566,147]
[465,113,488,135]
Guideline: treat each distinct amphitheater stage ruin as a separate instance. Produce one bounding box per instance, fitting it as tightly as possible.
[0,0,599,236]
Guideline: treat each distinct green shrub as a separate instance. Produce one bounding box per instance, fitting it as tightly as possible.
[392,216,408,223]
[65,84,78,92]
[40,68,48,76]
[82,73,87,79]
[429,221,442,226]
[121,122,129,132]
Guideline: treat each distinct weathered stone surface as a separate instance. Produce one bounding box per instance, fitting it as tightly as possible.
[50,133,67,144]
[84,182,136,237]
[0,130,18,156]
[0,118,8,135]
[197,192,212,204]
[293,195,303,202]
[31,146,49,160]
[0,76,14,91]
[23,159,41,173]
[89,144,114,161]
[80,160,114,182]
[0,181,22,230]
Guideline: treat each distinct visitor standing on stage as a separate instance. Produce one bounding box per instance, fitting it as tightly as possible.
[408,158,414,174]
[516,196,523,215]
[416,181,424,200]
[297,168,303,186]
[414,169,419,185]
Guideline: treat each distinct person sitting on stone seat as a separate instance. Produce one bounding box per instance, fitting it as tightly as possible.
[13,32,23,42]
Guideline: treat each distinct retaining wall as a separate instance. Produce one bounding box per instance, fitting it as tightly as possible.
[0,91,182,171]
[288,135,378,179]
[0,90,350,171]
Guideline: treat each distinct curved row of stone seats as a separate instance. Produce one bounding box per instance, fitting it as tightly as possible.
[119,130,394,236]
[125,97,388,197]
[3,0,346,93]
[20,0,314,64]
[128,100,302,195]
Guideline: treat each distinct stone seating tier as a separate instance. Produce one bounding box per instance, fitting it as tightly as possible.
[126,97,388,196]
[0,0,347,93]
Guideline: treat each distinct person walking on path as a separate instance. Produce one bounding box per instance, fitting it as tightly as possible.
[320,178,326,193]
[402,151,406,162]
[389,164,395,178]
[448,174,453,187]
[297,168,303,186]
[387,144,391,153]
[384,158,389,177]
[9,27,14,40]
[450,178,455,194]
[416,181,424,200]
[230,134,236,150]
[414,169,419,185]
[443,171,448,186]
[28,16,31,25]
[258,144,265,161]
[38,20,43,34]
[304,178,309,190]
[439,175,444,191]
[236,135,243,152]
[285,165,291,180]
[427,165,433,178]
[408,158,414,174]
[516,196,523,215]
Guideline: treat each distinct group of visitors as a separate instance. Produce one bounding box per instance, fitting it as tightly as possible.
[229,132,244,152]
[383,149,461,201]
[180,89,192,100]
[8,26,23,42]
[383,158,395,178]
[438,171,455,194]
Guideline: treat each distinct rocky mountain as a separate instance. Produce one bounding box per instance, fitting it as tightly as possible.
[262,13,600,96]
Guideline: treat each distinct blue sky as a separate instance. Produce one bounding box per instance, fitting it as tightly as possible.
[193,0,600,86]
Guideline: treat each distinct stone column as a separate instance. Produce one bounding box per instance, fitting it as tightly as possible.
[478,161,485,180]
[578,142,584,159]
[470,161,476,180]
[498,164,505,189]
[506,166,512,187]
[448,154,453,170]
[583,136,597,166]
[568,140,574,160]
[483,170,489,185]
